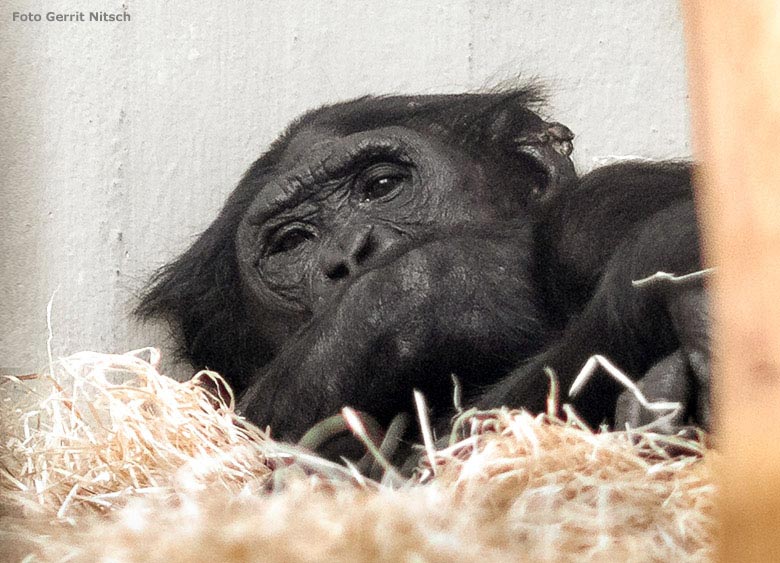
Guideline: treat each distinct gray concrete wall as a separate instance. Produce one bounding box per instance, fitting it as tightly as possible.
[1,0,691,376]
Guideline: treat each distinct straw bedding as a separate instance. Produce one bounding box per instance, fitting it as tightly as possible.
[0,349,716,562]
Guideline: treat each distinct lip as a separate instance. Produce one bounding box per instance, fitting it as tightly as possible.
[350,219,532,273]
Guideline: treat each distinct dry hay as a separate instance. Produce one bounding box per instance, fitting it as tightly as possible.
[0,349,716,562]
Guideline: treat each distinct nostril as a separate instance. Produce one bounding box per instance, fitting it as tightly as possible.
[353,234,374,265]
[321,225,377,283]
[326,262,350,281]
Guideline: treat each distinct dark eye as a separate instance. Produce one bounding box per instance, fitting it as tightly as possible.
[355,162,411,202]
[267,224,316,255]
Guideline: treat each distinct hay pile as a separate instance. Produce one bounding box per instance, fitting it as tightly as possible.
[0,349,716,562]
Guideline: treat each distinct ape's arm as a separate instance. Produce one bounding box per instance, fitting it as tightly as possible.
[479,162,709,429]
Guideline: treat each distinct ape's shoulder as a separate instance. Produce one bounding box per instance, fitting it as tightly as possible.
[553,159,693,234]
[578,160,692,197]
[538,160,696,308]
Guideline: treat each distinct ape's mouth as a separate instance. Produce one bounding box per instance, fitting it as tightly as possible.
[338,221,534,288]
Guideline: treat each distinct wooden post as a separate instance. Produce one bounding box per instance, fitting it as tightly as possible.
[682,2,780,560]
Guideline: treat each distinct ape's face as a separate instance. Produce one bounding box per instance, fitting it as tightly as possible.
[238,125,536,329]
[138,91,578,440]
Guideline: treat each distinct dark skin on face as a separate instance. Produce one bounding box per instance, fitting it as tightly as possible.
[138,89,709,460]
[234,115,560,439]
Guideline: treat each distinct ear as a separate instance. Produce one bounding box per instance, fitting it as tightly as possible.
[514,121,577,207]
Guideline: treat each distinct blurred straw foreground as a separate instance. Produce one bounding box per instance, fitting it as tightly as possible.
[0,349,715,562]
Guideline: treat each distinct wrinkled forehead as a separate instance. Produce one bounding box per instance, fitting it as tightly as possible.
[277,127,340,170]
[278,126,452,177]
[278,97,458,162]
[246,124,446,219]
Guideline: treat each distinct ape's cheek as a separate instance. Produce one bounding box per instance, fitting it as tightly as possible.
[343,235,536,316]
[328,236,544,375]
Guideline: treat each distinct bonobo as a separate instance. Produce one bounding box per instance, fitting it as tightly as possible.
[137,87,709,455]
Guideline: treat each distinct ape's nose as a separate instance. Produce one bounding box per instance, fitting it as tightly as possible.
[320,224,375,282]
[314,223,403,301]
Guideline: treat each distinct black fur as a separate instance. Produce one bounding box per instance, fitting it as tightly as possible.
[137,88,709,454]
